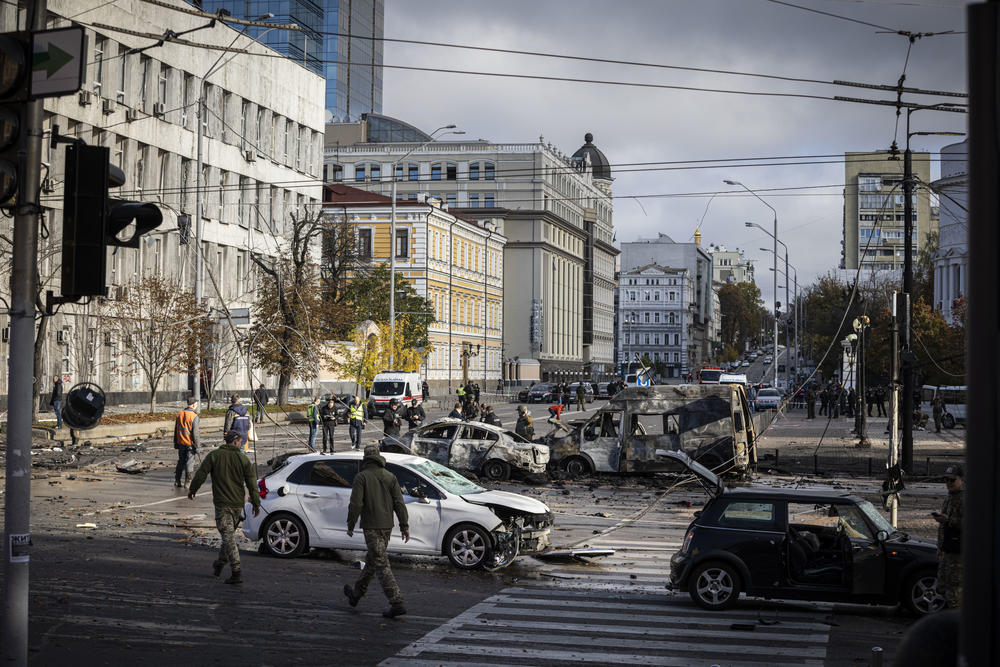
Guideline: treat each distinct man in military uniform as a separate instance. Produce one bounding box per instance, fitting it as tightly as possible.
[933,464,964,609]
[575,383,586,412]
[188,430,261,584]
[931,391,945,433]
[805,385,816,419]
[382,398,403,446]
[343,445,409,618]
[515,405,535,440]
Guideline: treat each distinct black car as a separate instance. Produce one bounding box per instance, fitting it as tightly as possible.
[524,382,557,403]
[663,451,943,616]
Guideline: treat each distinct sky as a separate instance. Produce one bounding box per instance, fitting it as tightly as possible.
[381,0,968,305]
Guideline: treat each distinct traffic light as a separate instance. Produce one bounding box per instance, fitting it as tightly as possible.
[0,32,30,208]
[61,143,163,298]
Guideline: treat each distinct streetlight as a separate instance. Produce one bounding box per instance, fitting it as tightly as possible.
[758,242,797,391]
[482,221,496,389]
[387,125,465,366]
[193,13,282,407]
[728,179,778,387]
[853,316,871,448]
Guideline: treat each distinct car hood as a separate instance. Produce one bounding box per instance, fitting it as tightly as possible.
[890,533,937,552]
[462,489,549,514]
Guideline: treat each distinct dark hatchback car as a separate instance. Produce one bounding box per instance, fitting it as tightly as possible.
[663,452,942,616]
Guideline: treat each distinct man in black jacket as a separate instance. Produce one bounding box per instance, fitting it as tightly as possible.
[49,375,63,429]
[404,399,425,430]
[319,397,338,453]
[382,398,403,446]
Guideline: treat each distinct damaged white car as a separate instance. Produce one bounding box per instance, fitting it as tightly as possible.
[244,452,553,569]
[383,418,549,481]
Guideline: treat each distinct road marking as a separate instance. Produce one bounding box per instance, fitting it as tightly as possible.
[84,493,189,515]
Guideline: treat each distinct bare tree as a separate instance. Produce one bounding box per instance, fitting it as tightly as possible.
[201,320,244,410]
[102,275,205,413]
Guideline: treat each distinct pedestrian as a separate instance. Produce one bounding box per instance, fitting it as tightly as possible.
[382,398,402,446]
[515,405,535,440]
[448,402,463,420]
[866,387,875,418]
[818,388,828,417]
[847,387,857,418]
[932,465,964,609]
[876,385,887,417]
[173,396,200,488]
[472,382,481,404]
[464,401,480,422]
[932,391,945,434]
[805,386,816,419]
[253,384,269,424]
[223,394,251,451]
[456,385,466,404]
[306,397,322,451]
[405,398,425,430]
[552,383,562,406]
[187,430,261,585]
[320,397,338,453]
[575,383,586,411]
[49,375,63,429]
[343,444,409,619]
[421,380,429,400]
[348,395,367,450]
[482,405,500,427]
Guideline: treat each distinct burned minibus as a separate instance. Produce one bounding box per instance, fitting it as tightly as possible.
[545,384,757,477]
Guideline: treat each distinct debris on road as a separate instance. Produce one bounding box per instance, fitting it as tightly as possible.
[536,548,615,562]
[75,523,98,530]
[115,459,149,474]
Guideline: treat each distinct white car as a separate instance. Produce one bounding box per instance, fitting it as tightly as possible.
[755,388,782,410]
[243,451,553,570]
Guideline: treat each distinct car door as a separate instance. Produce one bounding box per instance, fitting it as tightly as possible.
[712,499,785,589]
[836,502,886,595]
[577,410,622,472]
[290,460,363,549]
[385,463,442,554]
[451,425,498,471]
[409,423,459,464]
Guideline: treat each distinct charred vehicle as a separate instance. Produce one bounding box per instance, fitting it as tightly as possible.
[382,418,549,481]
[545,384,757,476]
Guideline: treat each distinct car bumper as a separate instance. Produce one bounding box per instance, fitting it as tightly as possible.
[519,529,551,555]
[242,502,265,541]
[668,551,690,589]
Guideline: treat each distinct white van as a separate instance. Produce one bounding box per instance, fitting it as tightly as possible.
[368,371,422,416]
[920,385,966,429]
[719,373,749,388]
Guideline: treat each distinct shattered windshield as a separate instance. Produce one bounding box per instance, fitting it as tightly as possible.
[858,500,895,535]
[407,459,485,495]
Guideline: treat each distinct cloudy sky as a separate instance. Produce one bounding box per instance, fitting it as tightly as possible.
[381,0,968,304]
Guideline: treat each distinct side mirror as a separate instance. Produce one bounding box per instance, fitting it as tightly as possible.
[277,484,291,497]
[417,496,431,504]
[876,529,888,543]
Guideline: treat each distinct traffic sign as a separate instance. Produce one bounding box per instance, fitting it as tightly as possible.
[637,374,651,387]
[30,26,84,99]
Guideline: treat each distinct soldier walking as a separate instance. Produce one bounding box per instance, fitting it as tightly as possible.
[575,383,586,411]
[515,405,535,440]
[805,386,816,419]
[932,392,945,433]
[187,430,261,584]
[343,445,409,619]
[876,385,887,417]
[933,465,964,609]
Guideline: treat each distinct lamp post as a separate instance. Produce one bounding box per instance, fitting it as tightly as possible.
[388,126,464,367]
[482,222,495,388]
[194,13,279,407]
[728,180,778,387]
[853,316,871,448]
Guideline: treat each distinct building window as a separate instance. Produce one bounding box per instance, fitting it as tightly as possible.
[370,163,381,182]
[644,334,650,345]
[673,333,679,345]
[654,312,660,323]
[394,164,403,181]
[355,164,366,182]
[629,291,636,301]
[446,163,457,180]
[644,312,650,323]
[858,176,881,192]
[668,312,675,324]
[469,163,480,180]
[431,163,442,180]
[329,164,343,182]
[92,36,106,94]
[446,193,456,208]
[644,290,650,301]
[654,291,660,301]
[654,334,660,345]
[484,193,495,208]
[138,56,150,111]
[484,162,495,180]
[395,229,409,258]
[408,163,419,181]
[159,67,168,106]
[217,170,226,221]
[358,229,373,258]
[469,193,479,208]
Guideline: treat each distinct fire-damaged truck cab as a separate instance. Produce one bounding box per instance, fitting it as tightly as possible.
[546,384,758,477]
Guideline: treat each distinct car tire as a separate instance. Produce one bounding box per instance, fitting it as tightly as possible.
[942,414,956,429]
[688,561,742,610]
[445,524,492,569]
[903,570,945,616]
[481,459,511,482]
[262,514,308,558]
[562,456,592,477]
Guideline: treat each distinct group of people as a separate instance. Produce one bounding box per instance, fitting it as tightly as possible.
[802,382,891,421]
[304,394,374,453]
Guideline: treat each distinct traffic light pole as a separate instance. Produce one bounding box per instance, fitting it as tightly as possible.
[3,6,46,666]
[901,146,914,473]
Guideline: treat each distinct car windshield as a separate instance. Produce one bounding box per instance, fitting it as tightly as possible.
[759,389,780,397]
[406,459,485,495]
[858,500,895,535]
[531,384,552,392]
[372,381,405,395]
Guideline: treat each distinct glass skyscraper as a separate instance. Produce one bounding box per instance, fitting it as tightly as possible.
[196,0,383,121]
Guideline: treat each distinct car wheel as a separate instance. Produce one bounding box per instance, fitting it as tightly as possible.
[942,414,956,429]
[481,459,511,481]
[688,561,741,610]
[445,524,492,569]
[262,514,308,558]
[904,571,945,616]
[562,456,592,477]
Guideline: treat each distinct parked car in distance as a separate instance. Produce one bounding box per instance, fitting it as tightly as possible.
[754,388,782,410]
[246,451,554,569]
[384,418,549,481]
[596,382,612,399]
[741,361,750,368]
[664,451,942,615]
[567,382,596,403]
[762,356,773,365]
[524,382,557,403]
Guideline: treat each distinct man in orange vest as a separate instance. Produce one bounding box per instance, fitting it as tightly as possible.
[174,396,200,488]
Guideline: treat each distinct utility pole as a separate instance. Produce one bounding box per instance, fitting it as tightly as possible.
[900,146,915,473]
[4,5,46,664]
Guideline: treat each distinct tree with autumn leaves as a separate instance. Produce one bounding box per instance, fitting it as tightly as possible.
[334,316,426,393]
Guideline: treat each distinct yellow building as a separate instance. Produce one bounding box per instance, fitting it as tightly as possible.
[323,185,505,392]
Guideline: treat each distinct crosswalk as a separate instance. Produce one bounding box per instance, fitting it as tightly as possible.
[381,586,832,666]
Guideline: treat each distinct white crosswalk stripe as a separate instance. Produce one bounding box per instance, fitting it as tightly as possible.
[381,586,832,666]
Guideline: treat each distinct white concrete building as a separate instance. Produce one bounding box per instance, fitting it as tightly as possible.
[616,264,694,379]
[930,140,968,320]
[324,118,618,382]
[708,244,755,285]
[0,0,324,404]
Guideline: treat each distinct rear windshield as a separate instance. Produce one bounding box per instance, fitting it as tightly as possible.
[700,369,723,383]
[758,389,780,397]
[372,381,405,395]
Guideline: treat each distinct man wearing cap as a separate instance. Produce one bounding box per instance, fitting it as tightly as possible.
[404,399,425,430]
[223,394,251,451]
[932,465,964,608]
[173,396,200,488]
[343,444,409,618]
[382,398,403,445]
[188,430,261,584]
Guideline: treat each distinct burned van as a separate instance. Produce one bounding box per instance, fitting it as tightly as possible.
[546,384,757,477]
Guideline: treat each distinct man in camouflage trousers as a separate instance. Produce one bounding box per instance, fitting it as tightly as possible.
[188,430,260,585]
[343,445,410,618]
[933,464,964,608]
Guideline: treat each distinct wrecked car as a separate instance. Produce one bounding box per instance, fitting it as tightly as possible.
[244,451,553,569]
[545,384,757,477]
[663,450,942,615]
[381,418,549,481]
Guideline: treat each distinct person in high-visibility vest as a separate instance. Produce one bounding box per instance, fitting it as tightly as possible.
[306,397,322,452]
[348,395,368,450]
[173,396,200,488]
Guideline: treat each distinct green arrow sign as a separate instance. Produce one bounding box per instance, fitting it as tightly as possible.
[29,26,83,99]
[33,43,72,78]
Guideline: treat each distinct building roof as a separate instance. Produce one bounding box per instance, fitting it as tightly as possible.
[571,133,612,181]
[322,184,490,226]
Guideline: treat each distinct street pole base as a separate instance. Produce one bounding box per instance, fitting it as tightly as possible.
[856,437,871,449]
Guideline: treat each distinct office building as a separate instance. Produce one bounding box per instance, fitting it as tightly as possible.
[617,264,693,379]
